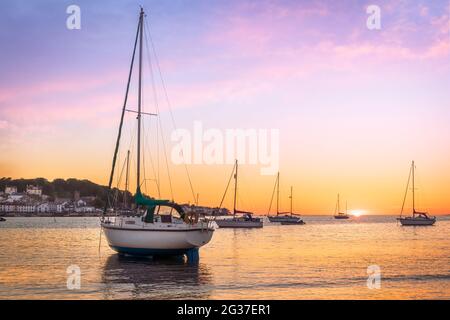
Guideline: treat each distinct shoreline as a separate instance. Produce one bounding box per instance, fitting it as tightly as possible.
[2,213,449,218]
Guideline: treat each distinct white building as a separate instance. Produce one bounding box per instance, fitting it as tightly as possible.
[74,206,96,213]
[0,203,36,214]
[6,194,24,202]
[75,199,87,207]
[49,202,64,213]
[5,186,17,194]
[36,203,50,213]
[36,202,65,213]
[26,185,42,196]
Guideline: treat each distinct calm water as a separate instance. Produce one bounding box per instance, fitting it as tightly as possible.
[0,216,449,299]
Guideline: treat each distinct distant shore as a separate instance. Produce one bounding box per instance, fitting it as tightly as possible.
[2,213,449,218]
[0,212,106,218]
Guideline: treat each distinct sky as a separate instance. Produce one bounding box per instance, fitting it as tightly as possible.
[0,0,449,214]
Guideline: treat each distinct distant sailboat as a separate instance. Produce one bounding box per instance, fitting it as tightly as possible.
[334,194,349,219]
[100,8,215,259]
[397,161,436,226]
[215,160,263,228]
[268,173,305,225]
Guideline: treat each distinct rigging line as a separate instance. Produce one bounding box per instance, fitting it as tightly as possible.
[113,151,126,207]
[127,116,138,192]
[116,153,126,189]
[236,167,252,211]
[267,175,278,215]
[143,23,174,201]
[145,18,195,203]
[114,152,129,207]
[143,118,161,196]
[118,119,135,199]
[155,99,174,199]
[112,155,126,208]
[144,42,161,197]
[334,195,338,215]
[414,167,428,212]
[400,164,412,217]
[115,152,121,189]
[140,77,160,197]
[142,111,161,197]
[139,30,160,196]
[156,109,160,196]
[156,107,174,200]
[141,95,149,195]
[103,16,141,216]
[218,162,236,210]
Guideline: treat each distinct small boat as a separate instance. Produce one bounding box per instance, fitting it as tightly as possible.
[0,217,6,222]
[215,160,263,228]
[397,161,436,226]
[268,173,304,225]
[334,194,349,219]
[215,212,263,228]
[100,8,215,260]
[280,219,304,225]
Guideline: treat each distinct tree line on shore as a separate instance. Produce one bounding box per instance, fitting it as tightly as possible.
[0,177,133,208]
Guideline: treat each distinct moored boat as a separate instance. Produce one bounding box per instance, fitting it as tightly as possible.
[215,160,263,228]
[100,8,215,259]
[267,173,304,225]
[333,194,349,219]
[397,161,436,226]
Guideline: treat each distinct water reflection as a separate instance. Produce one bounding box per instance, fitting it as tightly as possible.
[101,254,213,299]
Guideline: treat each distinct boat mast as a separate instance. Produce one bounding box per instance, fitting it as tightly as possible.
[338,193,340,214]
[136,8,144,192]
[276,172,280,215]
[102,10,140,216]
[233,160,238,217]
[289,186,293,216]
[412,160,415,215]
[124,150,130,207]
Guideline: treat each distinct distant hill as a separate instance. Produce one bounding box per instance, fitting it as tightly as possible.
[0,177,131,208]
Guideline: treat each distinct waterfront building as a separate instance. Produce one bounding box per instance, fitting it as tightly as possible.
[26,185,43,196]
[5,186,17,195]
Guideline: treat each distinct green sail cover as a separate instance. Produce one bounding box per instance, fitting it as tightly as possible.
[135,188,170,223]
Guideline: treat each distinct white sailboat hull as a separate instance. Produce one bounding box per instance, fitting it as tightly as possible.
[215,219,263,228]
[268,215,303,223]
[397,217,436,226]
[334,214,349,219]
[101,218,214,255]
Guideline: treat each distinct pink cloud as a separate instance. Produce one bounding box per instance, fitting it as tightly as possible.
[201,0,449,64]
[0,69,125,104]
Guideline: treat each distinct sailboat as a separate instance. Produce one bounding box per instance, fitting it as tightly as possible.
[333,194,349,219]
[397,161,436,226]
[268,173,305,224]
[215,160,263,228]
[100,8,215,259]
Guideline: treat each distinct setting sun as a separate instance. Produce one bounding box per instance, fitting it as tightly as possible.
[350,210,366,217]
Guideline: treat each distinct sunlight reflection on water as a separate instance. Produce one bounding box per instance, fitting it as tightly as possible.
[0,216,449,299]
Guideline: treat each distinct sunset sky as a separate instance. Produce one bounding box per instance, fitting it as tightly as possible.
[0,0,449,214]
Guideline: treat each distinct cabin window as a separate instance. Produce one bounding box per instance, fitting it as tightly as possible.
[160,215,172,223]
